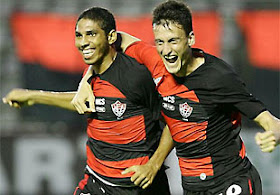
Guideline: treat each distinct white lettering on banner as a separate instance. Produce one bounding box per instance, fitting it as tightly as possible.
[0,159,9,194]
[0,130,277,194]
[14,138,75,194]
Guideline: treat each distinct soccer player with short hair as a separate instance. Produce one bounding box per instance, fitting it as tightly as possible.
[74,1,280,194]
[3,7,172,195]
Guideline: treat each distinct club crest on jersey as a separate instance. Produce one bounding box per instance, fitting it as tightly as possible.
[179,102,193,121]
[111,100,126,119]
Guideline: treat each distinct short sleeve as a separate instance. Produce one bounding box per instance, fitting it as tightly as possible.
[208,66,266,119]
[125,41,162,76]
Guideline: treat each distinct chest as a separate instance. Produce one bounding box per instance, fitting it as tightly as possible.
[89,77,142,121]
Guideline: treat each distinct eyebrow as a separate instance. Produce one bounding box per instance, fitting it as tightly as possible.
[168,37,180,42]
[86,30,97,34]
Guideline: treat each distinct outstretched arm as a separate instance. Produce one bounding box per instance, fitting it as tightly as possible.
[3,88,77,111]
[121,125,174,189]
[71,66,96,114]
[254,110,280,152]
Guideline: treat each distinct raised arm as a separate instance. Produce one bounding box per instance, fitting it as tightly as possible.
[254,110,280,152]
[3,88,77,111]
[118,31,140,51]
[121,125,174,189]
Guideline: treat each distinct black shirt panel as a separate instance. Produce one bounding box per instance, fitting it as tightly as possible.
[99,52,161,121]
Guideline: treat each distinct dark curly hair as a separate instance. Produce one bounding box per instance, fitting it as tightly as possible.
[152,0,193,36]
[76,7,116,35]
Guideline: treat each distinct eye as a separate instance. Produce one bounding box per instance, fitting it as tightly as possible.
[75,32,82,38]
[155,40,163,46]
[169,38,178,44]
[88,32,97,37]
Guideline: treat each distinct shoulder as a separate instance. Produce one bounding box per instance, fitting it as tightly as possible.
[202,53,240,83]
[125,41,163,74]
[206,54,236,75]
[117,52,154,84]
[191,52,245,93]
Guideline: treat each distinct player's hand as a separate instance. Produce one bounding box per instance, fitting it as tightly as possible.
[121,162,158,189]
[255,130,280,153]
[2,88,34,108]
[71,79,95,114]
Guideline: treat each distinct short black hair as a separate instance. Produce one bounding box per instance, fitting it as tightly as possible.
[152,0,193,36]
[76,7,116,35]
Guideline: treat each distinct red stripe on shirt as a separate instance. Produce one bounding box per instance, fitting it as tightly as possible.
[78,174,89,190]
[86,146,149,178]
[176,90,200,103]
[231,112,241,129]
[162,113,208,143]
[179,156,214,177]
[248,179,253,194]
[87,115,146,144]
[92,77,126,98]
[239,141,246,159]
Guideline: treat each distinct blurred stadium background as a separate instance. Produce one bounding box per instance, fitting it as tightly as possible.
[0,0,279,194]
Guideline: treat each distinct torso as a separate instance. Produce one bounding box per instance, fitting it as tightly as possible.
[125,42,265,190]
[85,52,161,186]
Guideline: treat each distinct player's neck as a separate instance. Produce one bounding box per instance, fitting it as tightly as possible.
[187,56,205,75]
[175,56,204,77]
[92,48,117,75]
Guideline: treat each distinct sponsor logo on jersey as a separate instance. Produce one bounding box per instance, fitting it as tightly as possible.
[95,98,106,112]
[96,106,106,112]
[111,100,126,119]
[179,102,193,121]
[95,98,105,105]
[163,96,175,103]
[162,102,175,111]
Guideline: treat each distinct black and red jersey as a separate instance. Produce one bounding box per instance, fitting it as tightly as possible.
[84,52,161,186]
[125,41,266,191]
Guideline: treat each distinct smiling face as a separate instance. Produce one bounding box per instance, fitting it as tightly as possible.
[75,18,110,66]
[153,21,195,76]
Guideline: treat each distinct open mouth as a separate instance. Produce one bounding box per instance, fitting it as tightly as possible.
[164,55,178,63]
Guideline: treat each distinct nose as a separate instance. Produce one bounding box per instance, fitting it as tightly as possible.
[81,36,90,48]
[76,36,90,50]
[161,43,172,56]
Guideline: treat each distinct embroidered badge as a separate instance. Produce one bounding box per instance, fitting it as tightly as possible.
[179,102,193,120]
[111,100,126,119]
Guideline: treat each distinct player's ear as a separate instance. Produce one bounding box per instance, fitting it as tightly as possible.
[108,30,117,45]
[187,31,195,47]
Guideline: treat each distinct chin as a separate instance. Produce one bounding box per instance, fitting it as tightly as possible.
[84,59,96,65]
[166,68,180,74]
[165,64,181,74]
